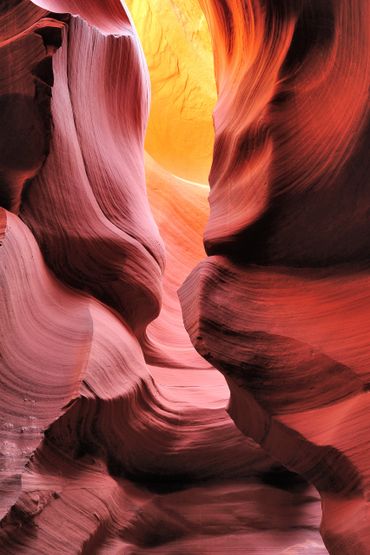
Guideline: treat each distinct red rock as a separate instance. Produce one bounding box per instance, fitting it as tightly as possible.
[2,0,367,553]
[180,1,370,553]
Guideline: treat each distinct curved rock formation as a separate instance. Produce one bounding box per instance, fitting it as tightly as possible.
[1,4,280,549]
[0,2,63,212]
[180,1,370,554]
[20,7,165,336]
[2,0,366,553]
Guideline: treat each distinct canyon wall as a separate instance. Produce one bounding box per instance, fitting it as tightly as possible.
[180,1,370,554]
[1,0,368,553]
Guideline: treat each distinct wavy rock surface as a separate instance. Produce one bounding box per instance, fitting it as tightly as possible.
[20,7,165,336]
[180,1,370,554]
[0,2,289,553]
[1,0,363,553]
[0,2,63,213]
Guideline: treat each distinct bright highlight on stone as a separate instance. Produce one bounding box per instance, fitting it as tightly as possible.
[0,1,369,554]
[127,0,216,184]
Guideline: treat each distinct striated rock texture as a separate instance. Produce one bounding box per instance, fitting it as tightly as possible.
[180,1,370,554]
[0,0,366,554]
[1,4,285,553]
[0,1,63,213]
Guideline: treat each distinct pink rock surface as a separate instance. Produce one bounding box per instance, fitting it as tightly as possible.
[1,0,366,553]
[20,10,164,336]
[0,3,63,212]
[1,2,288,552]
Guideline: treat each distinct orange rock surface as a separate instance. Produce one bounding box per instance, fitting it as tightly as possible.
[1,1,368,553]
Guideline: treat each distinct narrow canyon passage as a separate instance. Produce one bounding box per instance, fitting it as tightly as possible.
[0,1,368,554]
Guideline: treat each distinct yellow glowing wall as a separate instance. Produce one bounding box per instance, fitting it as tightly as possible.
[126,0,216,184]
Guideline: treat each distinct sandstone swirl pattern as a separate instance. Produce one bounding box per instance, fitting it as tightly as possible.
[180,1,370,554]
[1,1,367,554]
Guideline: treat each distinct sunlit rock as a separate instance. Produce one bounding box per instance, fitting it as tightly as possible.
[2,0,367,553]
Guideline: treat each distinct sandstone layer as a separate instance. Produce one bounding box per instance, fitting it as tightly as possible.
[1,1,367,553]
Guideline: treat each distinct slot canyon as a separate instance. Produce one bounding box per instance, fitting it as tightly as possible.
[0,1,369,553]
